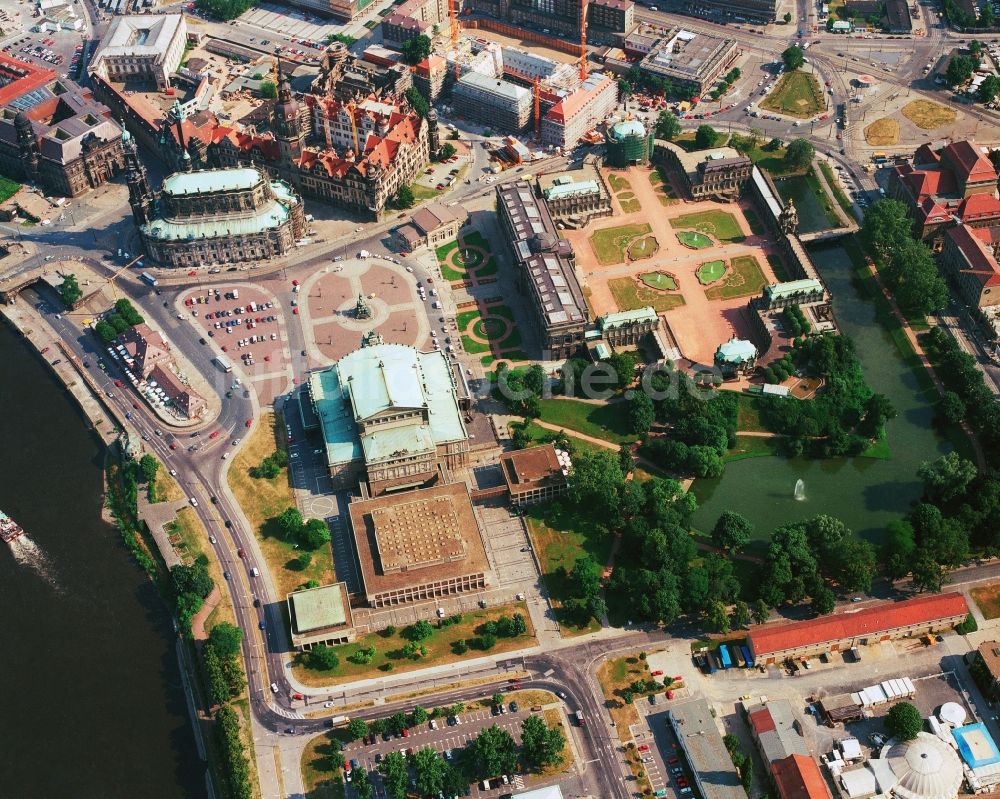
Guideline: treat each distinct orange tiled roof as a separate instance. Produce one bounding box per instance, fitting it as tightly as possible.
[771,755,831,799]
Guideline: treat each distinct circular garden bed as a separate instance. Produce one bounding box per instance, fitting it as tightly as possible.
[676,231,714,250]
[626,235,659,261]
[639,271,678,291]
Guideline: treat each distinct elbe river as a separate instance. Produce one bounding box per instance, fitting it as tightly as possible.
[0,323,201,798]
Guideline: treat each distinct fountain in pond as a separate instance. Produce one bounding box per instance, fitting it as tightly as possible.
[794,479,806,501]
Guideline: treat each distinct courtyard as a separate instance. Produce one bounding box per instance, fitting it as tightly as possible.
[436,229,499,284]
[564,165,783,366]
[456,301,527,366]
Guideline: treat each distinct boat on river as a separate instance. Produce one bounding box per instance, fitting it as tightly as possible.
[0,510,24,543]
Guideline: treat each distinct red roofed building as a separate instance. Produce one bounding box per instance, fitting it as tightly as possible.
[941,223,1000,311]
[771,754,831,799]
[0,54,57,107]
[748,592,969,664]
[541,74,618,149]
[889,140,1000,241]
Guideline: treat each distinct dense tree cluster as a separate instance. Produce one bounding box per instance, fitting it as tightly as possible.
[655,110,681,141]
[695,124,722,149]
[862,200,949,317]
[401,35,432,65]
[249,447,287,478]
[886,702,923,740]
[782,45,805,71]
[520,715,565,770]
[782,304,811,337]
[203,622,246,706]
[784,138,815,171]
[271,506,331,550]
[621,66,697,102]
[94,298,145,343]
[172,556,215,637]
[405,86,430,117]
[196,0,253,19]
[215,705,253,799]
[59,273,81,307]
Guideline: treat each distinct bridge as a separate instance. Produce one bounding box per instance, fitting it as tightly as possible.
[799,224,860,244]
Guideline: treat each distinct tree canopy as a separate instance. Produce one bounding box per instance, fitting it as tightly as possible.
[59,274,81,307]
[655,110,681,141]
[401,35,432,65]
[520,715,565,770]
[784,138,815,171]
[782,45,805,71]
[886,702,923,740]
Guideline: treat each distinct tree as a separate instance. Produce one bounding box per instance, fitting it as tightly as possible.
[811,584,836,615]
[405,619,435,641]
[378,751,409,799]
[886,702,923,740]
[95,320,117,343]
[911,554,945,593]
[352,768,374,799]
[978,75,1000,104]
[618,78,632,100]
[258,80,277,99]
[172,561,214,599]
[275,507,303,541]
[712,510,753,553]
[139,453,159,484]
[521,714,565,770]
[618,443,635,476]
[394,185,415,209]
[468,724,519,779]
[782,45,805,71]
[707,600,730,633]
[208,622,243,660]
[306,645,339,670]
[695,124,720,149]
[342,717,367,741]
[389,711,409,735]
[410,705,429,725]
[947,54,975,87]
[655,110,681,141]
[628,390,655,436]
[438,142,456,161]
[412,747,448,795]
[59,273,82,307]
[328,749,345,772]
[753,598,771,625]
[405,86,430,117]
[297,517,329,549]
[731,600,750,629]
[295,551,313,571]
[401,34,432,65]
[918,452,977,504]
[783,10,792,21]
[784,138,815,171]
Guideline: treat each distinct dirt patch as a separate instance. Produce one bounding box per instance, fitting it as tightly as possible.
[901,100,956,130]
[971,583,1000,620]
[864,117,900,146]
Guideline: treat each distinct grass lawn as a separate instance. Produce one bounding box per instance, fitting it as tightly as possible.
[760,71,824,118]
[620,198,641,213]
[670,210,745,243]
[437,231,496,282]
[648,166,680,206]
[539,709,575,776]
[525,503,613,636]
[776,172,842,232]
[408,181,440,202]
[159,470,186,502]
[0,175,20,204]
[736,394,767,432]
[696,260,727,285]
[767,254,794,283]
[227,411,333,599]
[459,304,517,354]
[864,117,900,146]
[639,271,677,290]
[971,584,1000,620]
[521,421,609,457]
[292,602,536,686]
[724,434,780,462]
[610,277,685,313]
[596,654,655,742]
[900,100,956,130]
[607,173,632,193]
[704,255,767,300]
[301,730,347,799]
[589,223,652,266]
[537,398,637,444]
[819,162,855,217]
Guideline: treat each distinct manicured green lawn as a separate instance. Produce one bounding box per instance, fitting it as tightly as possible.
[436,231,496,281]
[607,173,632,193]
[626,235,659,260]
[704,255,767,300]
[610,277,685,313]
[676,231,714,249]
[537,398,637,444]
[819,161,855,217]
[723,434,780,462]
[0,175,20,204]
[670,210,745,243]
[589,223,652,265]
[639,271,677,290]
[696,260,727,285]
[409,181,440,202]
[760,70,824,118]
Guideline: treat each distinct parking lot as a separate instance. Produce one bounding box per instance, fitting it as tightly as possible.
[181,284,292,405]
[341,704,566,799]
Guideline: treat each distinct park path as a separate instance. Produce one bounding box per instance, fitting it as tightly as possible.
[191,586,222,641]
[862,257,986,469]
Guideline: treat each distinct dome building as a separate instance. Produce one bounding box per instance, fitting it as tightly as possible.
[605,119,654,167]
[881,733,963,799]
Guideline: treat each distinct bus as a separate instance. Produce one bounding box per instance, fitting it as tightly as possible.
[213,355,233,373]
[718,644,733,669]
[871,152,889,165]
[140,271,158,287]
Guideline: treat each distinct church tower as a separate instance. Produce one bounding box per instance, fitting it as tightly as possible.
[426,108,440,158]
[14,111,39,183]
[272,65,304,166]
[123,128,154,227]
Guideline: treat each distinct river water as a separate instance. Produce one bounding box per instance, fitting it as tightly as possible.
[0,323,201,798]
[691,244,952,543]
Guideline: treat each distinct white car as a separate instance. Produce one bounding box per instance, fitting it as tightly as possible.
[406,266,414,273]
[209,535,217,544]
[324,701,335,708]
[189,497,199,507]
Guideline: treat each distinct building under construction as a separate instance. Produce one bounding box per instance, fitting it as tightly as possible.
[453,72,532,131]
[462,0,635,45]
[540,73,618,149]
[638,29,740,96]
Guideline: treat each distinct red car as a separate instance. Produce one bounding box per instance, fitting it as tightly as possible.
[209,430,219,439]
[188,270,197,277]
[169,442,177,450]
[293,307,299,315]
[292,692,303,700]
[426,277,433,283]
[40,346,49,354]
[133,402,139,409]
[402,728,409,737]
[245,419,253,428]
[651,670,663,676]
[678,778,689,787]
[668,757,679,765]
[292,279,300,286]
[238,548,245,558]
[638,744,649,752]
[114,379,123,387]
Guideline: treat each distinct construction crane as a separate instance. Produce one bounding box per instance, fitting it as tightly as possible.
[449,0,459,82]
[534,78,541,139]
[579,0,588,81]
[107,255,143,300]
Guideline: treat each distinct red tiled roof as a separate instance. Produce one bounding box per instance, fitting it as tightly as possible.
[957,193,1000,222]
[749,593,968,658]
[947,224,1000,287]
[771,755,831,799]
[546,76,613,125]
[0,54,56,106]
[943,140,997,183]
[915,195,951,225]
[749,707,776,735]
[913,142,940,167]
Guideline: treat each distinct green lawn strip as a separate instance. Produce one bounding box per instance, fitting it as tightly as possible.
[301,730,347,799]
[589,223,652,265]
[743,207,766,236]
[819,161,855,217]
[696,260,727,285]
[522,421,608,457]
[767,254,794,282]
[669,210,745,243]
[608,173,632,193]
[502,349,531,362]
[481,355,496,366]
[609,276,686,313]
[800,169,844,229]
[461,334,491,354]
[723,434,781,463]
[736,394,768,432]
[456,309,482,329]
[537,398,637,444]
[436,239,458,263]
[525,505,613,635]
[861,437,893,459]
[704,255,767,300]
[749,145,795,177]
[621,199,642,213]
[409,181,440,202]
[760,71,824,118]
[0,175,20,204]
[292,602,536,687]
[676,231,714,249]
[462,230,493,253]
[441,262,467,282]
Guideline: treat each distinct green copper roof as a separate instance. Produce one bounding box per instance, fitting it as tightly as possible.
[610,120,646,140]
[289,584,348,633]
[543,179,601,201]
[763,278,824,302]
[716,338,757,364]
[162,167,263,196]
[308,368,363,468]
[598,307,658,330]
[362,424,435,463]
[143,199,290,241]
[339,344,428,420]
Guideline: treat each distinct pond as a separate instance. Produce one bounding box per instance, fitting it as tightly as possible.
[690,244,952,543]
[775,174,842,234]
